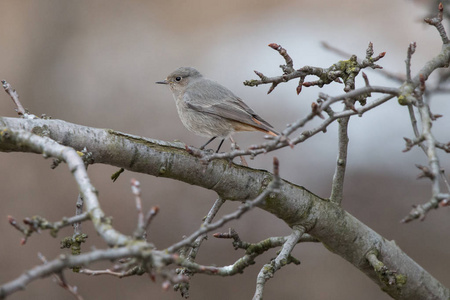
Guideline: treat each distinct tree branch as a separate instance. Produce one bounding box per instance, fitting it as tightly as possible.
[253,225,304,300]
[0,126,131,246]
[1,117,448,299]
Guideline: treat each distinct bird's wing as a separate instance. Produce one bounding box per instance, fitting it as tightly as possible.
[184,79,275,131]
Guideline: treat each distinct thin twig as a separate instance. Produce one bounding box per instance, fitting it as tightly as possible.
[175,197,226,297]
[329,115,350,204]
[8,212,90,244]
[0,244,153,297]
[1,80,26,116]
[202,88,398,162]
[38,253,84,300]
[405,42,417,83]
[131,179,146,239]
[424,3,449,44]
[366,250,399,287]
[253,225,305,300]
[229,136,248,166]
[166,158,281,254]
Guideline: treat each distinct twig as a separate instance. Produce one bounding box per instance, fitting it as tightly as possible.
[175,197,226,297]
[366,250,401,288]
[131,179,145,239]
[322,41,405,83]
[202,89,397,161]
[424,3,449,44]
[202,87,398,162]
[229,136,248,166]
[130,179,160,240]
[73,195,84,236]
[268,43,295,73]
[73,149,92,236]
[8,212,90,244]
[253,225,305,300]
[405,42,417,83]
[188,198,226,261]
[173,228,317,279]
[80,266,144,278]
[245,42,386,94]
[329,114,350,204]
[38,253,84,300]
[1,80,27,116]
[143,206,159,231]
[399,3,450,222]
[214,228,318,247]
[0,244,153,298]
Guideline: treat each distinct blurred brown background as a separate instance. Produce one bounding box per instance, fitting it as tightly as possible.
[1,0,449,299]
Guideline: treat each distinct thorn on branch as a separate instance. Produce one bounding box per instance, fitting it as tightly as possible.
[267,82,278,94]
[402,136,424,152]
[415,164,435,180]
[254,70,267,81]
[430,113,443,121]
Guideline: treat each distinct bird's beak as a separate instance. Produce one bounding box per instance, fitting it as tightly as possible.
[155,79,169,85]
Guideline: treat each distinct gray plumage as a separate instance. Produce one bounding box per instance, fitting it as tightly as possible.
[156,67,278,151]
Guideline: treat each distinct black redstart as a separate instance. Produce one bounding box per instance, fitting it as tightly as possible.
[156,67,278,152]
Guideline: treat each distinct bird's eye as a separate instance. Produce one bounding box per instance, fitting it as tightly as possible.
[175,76,182,82]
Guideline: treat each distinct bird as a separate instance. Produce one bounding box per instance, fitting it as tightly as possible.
[156,67,278,152]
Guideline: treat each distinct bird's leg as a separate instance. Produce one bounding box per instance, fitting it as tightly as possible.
[216,139,225,153]
[200,136,217,150]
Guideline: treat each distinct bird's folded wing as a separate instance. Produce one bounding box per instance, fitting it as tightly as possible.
[185,99,274,131]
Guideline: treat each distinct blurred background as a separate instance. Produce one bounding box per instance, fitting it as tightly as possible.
[1,0,449,299]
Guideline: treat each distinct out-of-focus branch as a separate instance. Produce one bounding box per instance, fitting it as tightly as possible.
[0,244,153,298]
[253,225,304,300]
[175,197,226,298]
[38,253,84,300]
[8,213,90,244]
[0,127,131,246]
[399,4,450,222]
